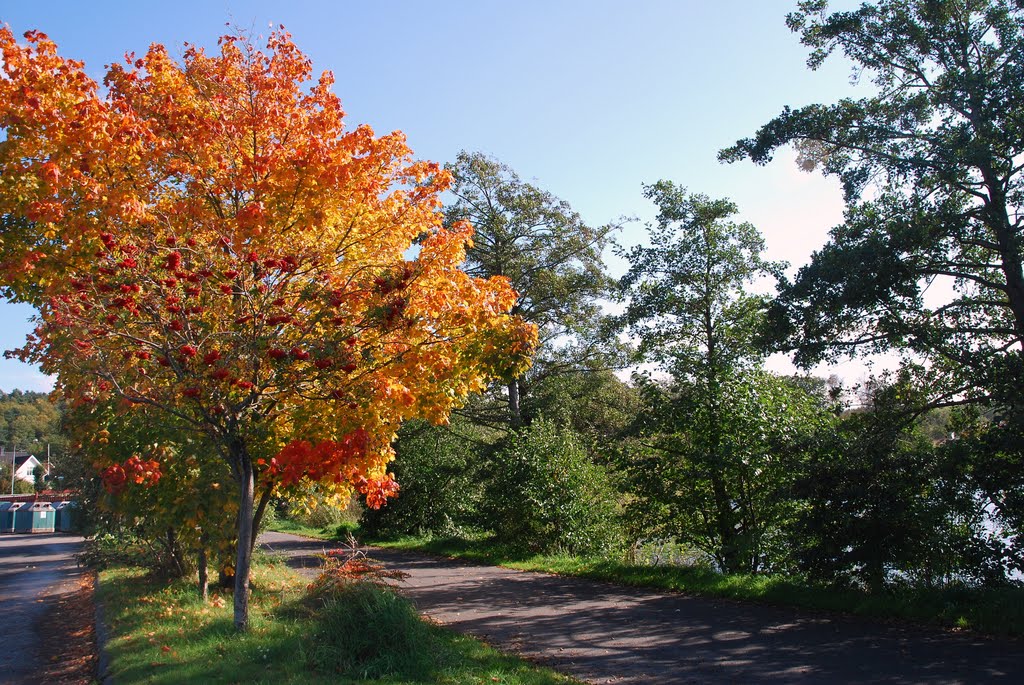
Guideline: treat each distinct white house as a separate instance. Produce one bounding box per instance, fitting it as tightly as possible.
[1,448,46,485]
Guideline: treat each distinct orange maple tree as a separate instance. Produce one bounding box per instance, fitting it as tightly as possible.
[0,27,536,629]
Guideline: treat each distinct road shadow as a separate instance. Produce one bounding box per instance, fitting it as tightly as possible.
[259,532,1024,684]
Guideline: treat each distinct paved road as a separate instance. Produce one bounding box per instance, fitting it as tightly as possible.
[260,531,1024,684]
[0,533,86,685]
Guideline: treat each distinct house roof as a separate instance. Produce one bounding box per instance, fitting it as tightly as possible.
[14,455,41,468]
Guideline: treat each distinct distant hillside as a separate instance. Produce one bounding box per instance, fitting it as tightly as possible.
[0,390,66,456]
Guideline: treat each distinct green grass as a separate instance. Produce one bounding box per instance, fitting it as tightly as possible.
[265,517,356,541]
[97,557,580,684]
[369,533,1024,638]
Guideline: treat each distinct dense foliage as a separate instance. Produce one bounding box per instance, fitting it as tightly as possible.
[481,418,620,555]
[615,182,801,573]
[620,371,828,574]
[0,390,65,453]
[0,28,534,629]
[788,390,1001,590]
[722,0,1024,393]
[359,418,487,538]
[719,0,1024,585]
[444,151,619,428]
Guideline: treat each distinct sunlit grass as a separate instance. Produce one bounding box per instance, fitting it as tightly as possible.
[265,517,356,541]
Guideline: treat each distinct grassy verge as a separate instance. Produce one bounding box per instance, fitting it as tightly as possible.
[264,517,355,541]
[97,556,580,684]
[370,534,1024,638]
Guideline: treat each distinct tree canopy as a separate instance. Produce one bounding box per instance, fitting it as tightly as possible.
[444,151,618,426]
[616,182,807,573]
[0,28,535,629]
[617,181,784,380]
[720,0,1024,406]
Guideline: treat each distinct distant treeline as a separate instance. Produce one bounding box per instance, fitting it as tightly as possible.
[0,390,67,457]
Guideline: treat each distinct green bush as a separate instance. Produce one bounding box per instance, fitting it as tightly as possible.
[308,582,440,679]
[360,419,486,537]
[76,531,186,574]
[292,502,344,529]
[257,499,278,532]
[481,418,621,555]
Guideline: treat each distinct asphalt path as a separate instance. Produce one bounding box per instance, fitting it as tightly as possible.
[260,531,1024,684]
[0,533,86,685]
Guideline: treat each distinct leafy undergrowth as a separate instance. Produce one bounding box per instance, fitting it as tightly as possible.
[98,557,579,684]
[370,534,1024,638]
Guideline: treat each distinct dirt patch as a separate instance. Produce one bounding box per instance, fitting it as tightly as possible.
[30,572,97,685]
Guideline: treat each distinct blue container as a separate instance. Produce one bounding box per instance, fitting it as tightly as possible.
[24,501,55,533]
[10,502,30,533]
[54,501,76,533]
[0,502,12,533]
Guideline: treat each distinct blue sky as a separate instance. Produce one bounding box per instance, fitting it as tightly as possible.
[0,0,870,392]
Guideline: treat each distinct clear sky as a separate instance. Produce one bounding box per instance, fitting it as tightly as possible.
[0,0,872,393]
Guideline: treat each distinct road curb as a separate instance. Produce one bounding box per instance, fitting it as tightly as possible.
[93,572,115,685]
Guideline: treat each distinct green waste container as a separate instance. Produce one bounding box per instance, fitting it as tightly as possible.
[16,501,55,533]
[11,502,31,533]
[54,501,76,533]
[0,502,12,533]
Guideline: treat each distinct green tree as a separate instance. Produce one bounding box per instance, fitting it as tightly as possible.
[444,151,619,427]
[617,182,784,378]
[524,369,643,461]
[622,371,827,574]
[481,418,620,555]
[366,370,639,541]
[359,417,491,538]
[0,390,67,461]
[67,399,237,596]
[721,1,1024,578]
[616,182,811,573]
[790,374,1007,590]
[720,0,1024,405]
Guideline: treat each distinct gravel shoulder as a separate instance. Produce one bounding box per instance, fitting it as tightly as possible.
[260,531,1023,685]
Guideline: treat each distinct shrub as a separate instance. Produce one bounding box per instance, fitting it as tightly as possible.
[77,531,189,575]
[306,538,408,599]
[360,419,486,537]
[305,547,435,681]
[481,418,621,555]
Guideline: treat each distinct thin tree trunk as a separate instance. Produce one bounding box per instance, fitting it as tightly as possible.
[233,450,256,631]
[250,484,274,553]
[711,474,739,573]
[166,527,184,578]
[508,379,522,428]
[197,535,209,602]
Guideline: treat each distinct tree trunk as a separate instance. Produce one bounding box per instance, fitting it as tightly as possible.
[980,169,1024,342]
[232,450,256,631]
[165,527,184,578]
[197,536,209,602]
[711,474,740,573]
[508,379,522,428]
[250,485,274,553]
